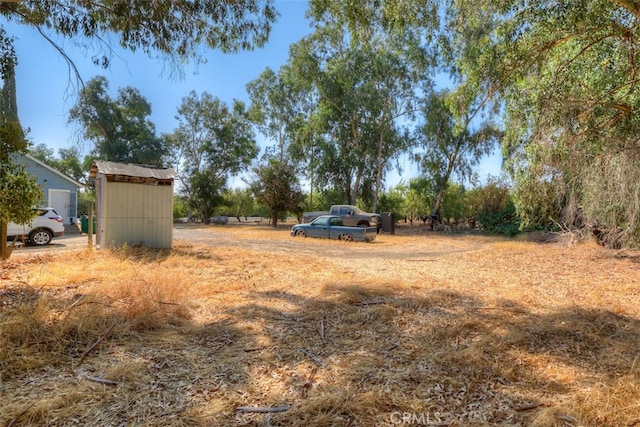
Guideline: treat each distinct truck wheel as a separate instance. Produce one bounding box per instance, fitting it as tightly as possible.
[340,233,353,241]
[295,229,306,237]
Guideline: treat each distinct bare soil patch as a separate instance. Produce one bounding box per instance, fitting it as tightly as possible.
[1,224,640,426]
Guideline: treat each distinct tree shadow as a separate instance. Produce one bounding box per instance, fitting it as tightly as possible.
[3,278,640,426]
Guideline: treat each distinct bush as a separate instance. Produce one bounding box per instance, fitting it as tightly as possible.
[476,201,520,236]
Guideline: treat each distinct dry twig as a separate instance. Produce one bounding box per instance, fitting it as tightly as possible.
[77,323,117,366]
[297,347,324,367]
[84,375,118,386]
[7,403,34,427]
[236,405,290,413]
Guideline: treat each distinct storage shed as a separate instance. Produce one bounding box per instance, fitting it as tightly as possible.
[89,160,177,249]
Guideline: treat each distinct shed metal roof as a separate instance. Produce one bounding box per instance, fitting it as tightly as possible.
[89,160,177,180]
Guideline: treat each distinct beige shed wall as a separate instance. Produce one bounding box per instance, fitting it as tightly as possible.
[101,181,174,248]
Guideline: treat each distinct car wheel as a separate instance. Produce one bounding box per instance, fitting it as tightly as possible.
[295,229,306,237]
[340,233,353,241]
[29,229,53,246]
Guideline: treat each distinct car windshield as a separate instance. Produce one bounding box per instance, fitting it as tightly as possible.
[312,216,329,226]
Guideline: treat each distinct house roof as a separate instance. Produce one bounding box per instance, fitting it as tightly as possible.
[89,160,177,180]
[24,154,84,187]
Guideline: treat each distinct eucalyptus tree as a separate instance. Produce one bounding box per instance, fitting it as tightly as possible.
[287,22,429,209]
[0,44,41,259]
[436,0,640,246]
[247,67,297,162]
[69,76,165,165]
[415,90,500,217]
[1,1,277,78]
[168,92,258,223]
[311,0,640,246]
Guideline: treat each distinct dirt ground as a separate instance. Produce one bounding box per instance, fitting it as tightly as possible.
[2,222,640,426]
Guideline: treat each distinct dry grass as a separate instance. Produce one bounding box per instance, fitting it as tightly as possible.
[2,224,640,426]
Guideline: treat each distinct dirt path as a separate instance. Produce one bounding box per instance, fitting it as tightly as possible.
[10,223,492,261]
[172,223,492,260]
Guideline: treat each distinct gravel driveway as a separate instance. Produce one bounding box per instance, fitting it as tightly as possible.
[9,224,487,261]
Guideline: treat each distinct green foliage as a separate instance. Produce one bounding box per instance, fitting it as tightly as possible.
[377,183,406,215]
[188,170,226,224]
[0,54,42,258]
[476,202,520,237]
[173,196,189,220]
[250,159,304,227]
[0,162,42,225]
[30,143,85,182]
[441,0,640,247]
[69,77,166,165]
[77,189,93,217]
[465,178,521,236]
[440,183,467,225]
[246,67,299,162]
[287,21,429,207]
[312,187,347,211]
[168,92,258,224]
[223,188,256,221]
[415,90,501,216]
[2,1,277,68]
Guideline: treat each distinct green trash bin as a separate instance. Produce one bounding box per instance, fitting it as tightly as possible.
[80,217,96,234]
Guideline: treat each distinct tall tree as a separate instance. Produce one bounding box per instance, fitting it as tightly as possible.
[312,0,640,246]
[287,22,428,208]
[247,67,296,162]
[69,76,165,165]
[249,59,324,210]
[441,0,640,246]
[415,90,500,218]
[169,92,258,223]
[0,32,42,259]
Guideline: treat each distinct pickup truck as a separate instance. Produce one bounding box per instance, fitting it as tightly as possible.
[302,205,381,231]
[291,215,377,242]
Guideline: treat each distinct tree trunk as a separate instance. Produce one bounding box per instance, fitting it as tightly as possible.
[0,221,17,260]
[431,138,462,217]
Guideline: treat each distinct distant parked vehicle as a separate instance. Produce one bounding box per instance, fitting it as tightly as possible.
[209,215,229,225]
[6,207,65,246]
[302,205,381,232]
[291,215,377,242]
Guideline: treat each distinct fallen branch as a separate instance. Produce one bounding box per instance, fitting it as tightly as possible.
[319,318,325,341]
[67,295,86,310]
[236,405,290,413]
[297,347,324,368]
[244,346,269,352]
[515,402,546,411]
[84,375,118,386]
[77,322,117,366]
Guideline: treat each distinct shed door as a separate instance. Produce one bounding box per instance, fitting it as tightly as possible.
[49,189,71,224]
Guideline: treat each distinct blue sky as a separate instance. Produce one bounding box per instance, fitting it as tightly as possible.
[6,0,501,188]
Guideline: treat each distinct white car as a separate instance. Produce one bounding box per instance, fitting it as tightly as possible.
[7,207,65,246]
